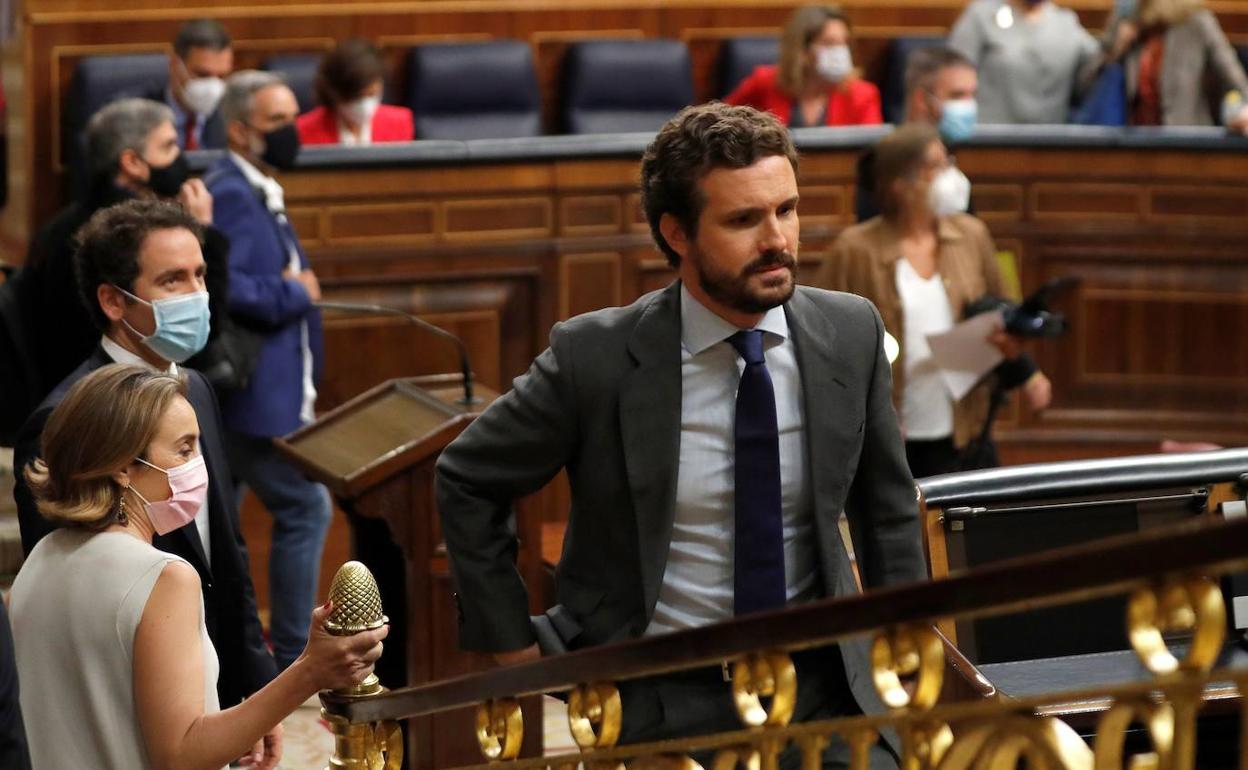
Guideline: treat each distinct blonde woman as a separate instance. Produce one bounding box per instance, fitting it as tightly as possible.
[1101,0,1248,129]
[725,5,882,127]
[11,364,387,770]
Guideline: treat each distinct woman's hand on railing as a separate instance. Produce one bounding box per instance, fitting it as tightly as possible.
[295,602,390,693]
[493,643,541,667]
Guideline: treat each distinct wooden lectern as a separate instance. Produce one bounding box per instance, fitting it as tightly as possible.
[276,373,543,767]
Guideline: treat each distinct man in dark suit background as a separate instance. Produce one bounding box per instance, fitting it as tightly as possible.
[436,103,927,768]
[143,18,233,150]
[11,200,277,725]
[204,70,332,672]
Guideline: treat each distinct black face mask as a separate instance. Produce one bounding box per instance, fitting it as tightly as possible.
[145,152,189,198]
[259,123,301,170]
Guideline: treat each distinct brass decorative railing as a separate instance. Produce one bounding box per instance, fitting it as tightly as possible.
[319,514,1248,770]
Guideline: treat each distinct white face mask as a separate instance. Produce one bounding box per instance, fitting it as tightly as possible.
[339,95,381,128]
[181,75,226,117]
[927,166,972,218]
[814,45,853,83]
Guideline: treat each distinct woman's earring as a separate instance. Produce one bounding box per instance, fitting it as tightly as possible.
[117,489,129,526]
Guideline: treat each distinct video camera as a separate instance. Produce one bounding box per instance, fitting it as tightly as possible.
[965,276,1079,338]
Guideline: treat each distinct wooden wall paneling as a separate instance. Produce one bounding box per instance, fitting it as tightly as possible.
[317,273,536,410]
[323,201,439,246]
[559,194,624,236]
[443,196,554,240]
[797,185,849,228]
[1148,185,1248,222]
[970,184,1025,222]
[1030,183,1145,221]
[559,251,623,320]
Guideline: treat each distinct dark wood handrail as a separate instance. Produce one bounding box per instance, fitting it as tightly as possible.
[323,515,1248,724]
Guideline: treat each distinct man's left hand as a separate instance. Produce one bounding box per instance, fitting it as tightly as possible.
[1021,371,1052,412]
[178,178,214,225]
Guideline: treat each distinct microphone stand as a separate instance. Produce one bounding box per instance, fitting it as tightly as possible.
[314,300,481,406]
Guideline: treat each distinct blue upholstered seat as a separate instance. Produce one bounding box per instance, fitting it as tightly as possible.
[715,36,779,98]
[64,53,169,196]
[260,54,322,114]
[562,39,695,134]
[404,40,542,140]
[881,35,946,124]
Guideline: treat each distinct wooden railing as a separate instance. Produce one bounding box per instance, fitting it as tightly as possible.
[319,513,1248,769]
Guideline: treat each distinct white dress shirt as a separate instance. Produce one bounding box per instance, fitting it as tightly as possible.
[100,335,212,563]
[644,285,817,636]
[229,151,319,425]
[895,259,955,440]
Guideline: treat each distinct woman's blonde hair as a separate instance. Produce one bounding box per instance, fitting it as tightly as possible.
[1138,0,1203,27]
[24,364,187,530]
[872,123,941,218]
[777,5,853,95]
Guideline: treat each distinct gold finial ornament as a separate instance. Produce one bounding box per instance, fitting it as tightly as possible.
[320,562,401,770]
[325,560,389,635]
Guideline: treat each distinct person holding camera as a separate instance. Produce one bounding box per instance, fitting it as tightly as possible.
[817,124,1050,478]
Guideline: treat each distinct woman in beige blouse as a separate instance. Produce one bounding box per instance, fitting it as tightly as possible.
[817,124,1050,477]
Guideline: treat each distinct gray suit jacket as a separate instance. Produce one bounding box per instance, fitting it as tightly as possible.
[435,281,927,721]
[1102,9,1248,126]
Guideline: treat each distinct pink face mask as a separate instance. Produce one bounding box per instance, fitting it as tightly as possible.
[130,454,209,535]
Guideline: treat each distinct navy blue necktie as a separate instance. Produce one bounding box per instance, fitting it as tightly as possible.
[728,330,786,615]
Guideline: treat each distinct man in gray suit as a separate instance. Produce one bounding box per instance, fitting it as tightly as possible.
[436,103,926,768]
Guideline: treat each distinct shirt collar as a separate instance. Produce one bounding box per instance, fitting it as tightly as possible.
[680,282,789,356]
[229,151,285,214]
[100,334,178,375]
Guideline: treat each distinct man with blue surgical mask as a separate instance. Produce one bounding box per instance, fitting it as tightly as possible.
[11,200,278,753]
[855,46,980,221]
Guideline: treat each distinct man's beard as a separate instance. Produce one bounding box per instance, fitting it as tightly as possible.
[693,246,798,315]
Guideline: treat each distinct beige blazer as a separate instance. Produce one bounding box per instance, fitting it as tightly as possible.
[815,214,1004,448]
[1101,9,1248,126]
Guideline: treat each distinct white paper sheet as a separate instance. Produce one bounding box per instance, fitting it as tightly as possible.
[925,309,1005,401]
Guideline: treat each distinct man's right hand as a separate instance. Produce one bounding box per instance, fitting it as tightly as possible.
[178,178,214,225]
[284,268,322,302]
[493,644,541,667]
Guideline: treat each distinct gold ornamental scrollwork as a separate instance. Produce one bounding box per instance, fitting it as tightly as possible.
[568,682,623,750]
[712,746,762,770]
[1127,576,1225,675]
[629,754,706,770]
[898,720,953,770]
[1093,700,1175,770]
[731,651,797,728]
[937,716,1092,770]
[476,697,524,760]
[871,625,944,711]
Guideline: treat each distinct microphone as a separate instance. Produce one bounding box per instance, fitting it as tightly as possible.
[314,301,481,406]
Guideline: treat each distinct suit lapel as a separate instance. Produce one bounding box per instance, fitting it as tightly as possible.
[619,283,683,619]
[785,289,859,598]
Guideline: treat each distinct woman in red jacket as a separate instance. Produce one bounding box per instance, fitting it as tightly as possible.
[726,5,882,127]
[296,38,414,146]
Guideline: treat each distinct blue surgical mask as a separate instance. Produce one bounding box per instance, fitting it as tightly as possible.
[115,287,211,363]
[1114,0,1137,19]
[939,98,978,144]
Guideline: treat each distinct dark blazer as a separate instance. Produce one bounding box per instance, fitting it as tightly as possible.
[203,156,324,438]
[436,281,927,725]
[0,602,30,770]
[12,346,277,708]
